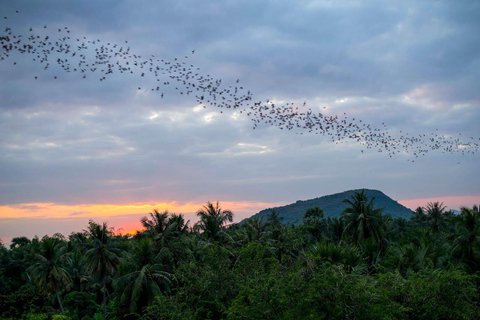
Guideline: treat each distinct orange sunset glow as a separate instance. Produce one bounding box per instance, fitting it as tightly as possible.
[0,200,286,220]
[0,200,286,247]
[2,195,478,247]
[398,195,480,212]
[0,200,287,243]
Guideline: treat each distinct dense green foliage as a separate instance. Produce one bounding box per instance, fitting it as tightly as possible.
[1,193,479,319]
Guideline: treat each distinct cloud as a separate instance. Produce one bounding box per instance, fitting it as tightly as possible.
[0,0,478,228]
[69,211,88,216]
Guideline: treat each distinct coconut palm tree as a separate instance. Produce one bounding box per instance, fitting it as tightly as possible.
[410,206,428,229]
[327,217,345,245]
[141,209,169,237]
[309,242,364,273]
[180,233,212,262]
[303,207,326,242]
[386,229,448,275]
[242,217,269,243]
[27,237,71,315]
[160,213,190,245]
[194,201,233,241]
[452,205,480,272]
[425,202,447,232]
[114,238,174,314]
[84,220,121,320]
[166,213,190,235]
[266,210,283,229]
[65,249,90,292]
[341,190,385,245]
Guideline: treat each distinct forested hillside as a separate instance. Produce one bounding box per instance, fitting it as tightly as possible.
[247,189,413,223]
[1,192,479,320]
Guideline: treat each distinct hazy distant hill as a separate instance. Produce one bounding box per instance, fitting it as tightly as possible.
[246,189,413,224]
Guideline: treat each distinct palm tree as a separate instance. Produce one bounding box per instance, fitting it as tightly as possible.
[309,242,364,273]
[387,217,409,242]
[303,207,326,242]
[266,210,285,242]
[166,213,190,235]
[141,209,169,237]
[65,249,90,292]
[115,238,174,314]
[84,220,121,320]
[194,201,233,241]
[27,237,71,315]
[386,229,448,275]
[160,213,190,245]
[242,217,268,243]
[341,190,385,245]
[304,206,324,221]
[179,233,212,262]
[266,210,283,229]
[410,206,428,228]
[360,239,385,274]
[425,202,447,232]
[452,205,480,272]
[327,217,345,245]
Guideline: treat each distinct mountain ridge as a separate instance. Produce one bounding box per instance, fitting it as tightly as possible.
[244,189,413,224]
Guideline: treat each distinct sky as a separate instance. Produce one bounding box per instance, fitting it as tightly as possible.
[1,0,479,245]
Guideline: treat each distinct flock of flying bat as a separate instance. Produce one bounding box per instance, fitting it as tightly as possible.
[1,10,479,161]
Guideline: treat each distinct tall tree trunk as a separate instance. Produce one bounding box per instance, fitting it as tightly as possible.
[102,275,107,320]
[56,290,65,315]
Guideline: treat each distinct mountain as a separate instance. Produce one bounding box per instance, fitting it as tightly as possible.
[245,189,413,224]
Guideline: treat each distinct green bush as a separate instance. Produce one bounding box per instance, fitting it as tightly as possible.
[23,312,48,320]
[63,291,98,320]
[51,315,72,320]
[143,295,194,320]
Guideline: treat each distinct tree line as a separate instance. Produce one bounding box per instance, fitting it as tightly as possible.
[1,190,479,319]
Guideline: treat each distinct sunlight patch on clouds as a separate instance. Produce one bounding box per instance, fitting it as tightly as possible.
[236,143,271,154]
[230,112,242,120]
[317,95,384,116]
[82,108,101,117]
[145,110,190,123]
[149,112,159,120]
[187,102,219,122]
[192,105,205,113]
[401,86,448,111]
[452,102,478,111]
[204,112,217,123]
[15,140,63,150]
[334,97,349,104]
[199,142,274,157]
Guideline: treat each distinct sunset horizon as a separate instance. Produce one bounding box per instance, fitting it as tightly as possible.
[2,190,478,246]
